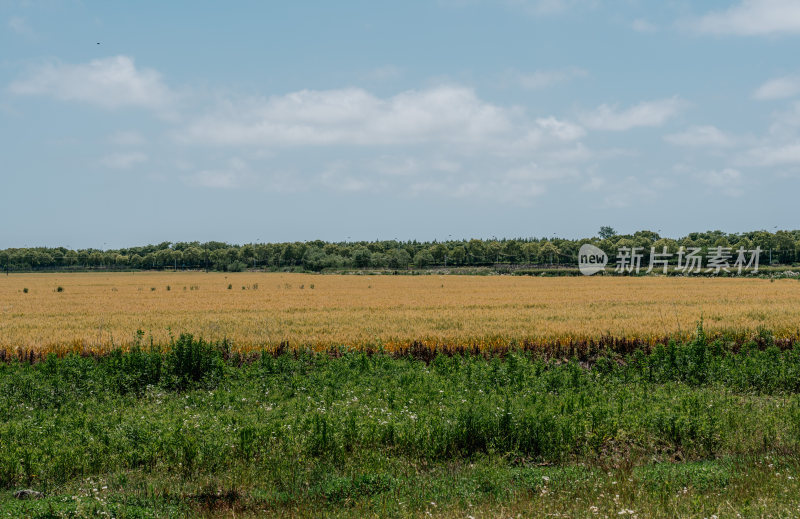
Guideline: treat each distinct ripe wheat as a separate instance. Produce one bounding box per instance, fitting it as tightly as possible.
[2,272,799,355]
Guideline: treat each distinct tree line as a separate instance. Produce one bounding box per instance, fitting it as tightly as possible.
[2,228,800,273]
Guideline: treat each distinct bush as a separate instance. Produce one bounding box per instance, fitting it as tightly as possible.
[105,347,162,395]
[226,261,247,272]
[413,250,434,268]
[164,334,224,390]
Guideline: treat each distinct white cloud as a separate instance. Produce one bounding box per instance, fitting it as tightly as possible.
[177,83,592,169]
[184,158,313,192]
[367,156,462,177]
[98,152,148,169]
[369,157,423,177]
[631,19,657,33]
[692,0,800,36]
[540,142,598,163]
[189,170,243,189]
[408,159,590,205]
[601,176,660,209]
[743,142,800,166]
[535,116,585,140]
[516,67,588,89]
[361,65,403,82]
[754,76,800,100]
[664,125,734,148]
[522,0,569,15]
[184,158,252,189]
[506,0,597,16]
[9,55,174,111]
[318,161,381,193]
[695,168,744,197]
[504,162,575,182]
[736,106,800,166]
[500,117,587,156]
[582,176,606,191]
[445,0,597,16]
[8,16,34,37]
[108,131,146,147]
[172,83,605,201]
[768,101,800,135]
[179,85,516,148]
[408,167,550,204]
[580,97,684,131]
[4,52,611,203]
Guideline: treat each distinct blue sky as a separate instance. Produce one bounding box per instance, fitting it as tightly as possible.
[2,0,800,248]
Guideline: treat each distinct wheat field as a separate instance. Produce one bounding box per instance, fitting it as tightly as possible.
[1,272,799,354]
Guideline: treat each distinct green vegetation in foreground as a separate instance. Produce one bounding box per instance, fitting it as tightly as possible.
[4,330,800,517]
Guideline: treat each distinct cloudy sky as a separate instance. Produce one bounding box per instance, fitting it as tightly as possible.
[2,0,800,248]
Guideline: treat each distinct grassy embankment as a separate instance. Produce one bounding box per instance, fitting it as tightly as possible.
[3,329,800,517]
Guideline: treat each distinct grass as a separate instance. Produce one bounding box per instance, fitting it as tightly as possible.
[3,332,800,517]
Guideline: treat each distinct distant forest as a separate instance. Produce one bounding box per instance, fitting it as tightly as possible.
[2,229,800,273]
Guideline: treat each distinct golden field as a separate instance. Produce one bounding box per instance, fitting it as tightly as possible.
[1,272,799,354]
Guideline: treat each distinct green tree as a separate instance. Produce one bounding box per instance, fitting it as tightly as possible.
[170,250,183,269]
[450,246,467,265]
[502,241,522,264]
[522,242,540,264]
[539,241,560,265]
[486,241,502,263]
[352,247,371,268]
[64,250,78,266]
[652,238,679,254]
[774,230,796,264]
[280,243,297,266]
[239,245,256,265]
[370,252,388,268]
[430,243,448,264]
[89,251,104,267]
[466,239,485,264]
[388,249,411,269]
[599,226,617,240]
[413,250,434,268]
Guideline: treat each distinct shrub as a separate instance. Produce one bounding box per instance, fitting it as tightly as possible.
[226,261,247,272]
[164,333,224,390]
[105,346,162,395]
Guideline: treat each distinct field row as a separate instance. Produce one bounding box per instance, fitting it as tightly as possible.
[2,272,800,354]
